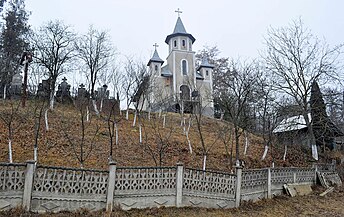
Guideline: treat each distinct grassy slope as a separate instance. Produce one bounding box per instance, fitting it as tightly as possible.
[0,100,315,171]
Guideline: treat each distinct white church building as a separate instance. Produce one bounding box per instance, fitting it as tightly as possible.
[142,13,214,117]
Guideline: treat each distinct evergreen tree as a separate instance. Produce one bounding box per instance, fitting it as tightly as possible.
[310,81,343,151]
[0,0,30,94]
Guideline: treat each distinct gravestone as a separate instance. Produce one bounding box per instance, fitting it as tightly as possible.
[95,84,109,100]
[77,83,89,99]
[36,79,50,99]
[10,73,23,96]
[56,77,72,103]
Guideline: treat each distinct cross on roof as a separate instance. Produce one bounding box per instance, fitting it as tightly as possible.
[153,43,159,51]
[175,8,182,17]
[62,77,67,82]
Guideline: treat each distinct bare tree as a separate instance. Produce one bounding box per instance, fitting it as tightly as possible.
[62,98,99,168]
[0,100,23,163]
[263,18,343,160]
[31,20,76,110]
[75,25,115,115]
[215,59,260,166]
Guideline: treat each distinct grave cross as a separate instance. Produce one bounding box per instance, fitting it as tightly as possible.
[175,8,182,17]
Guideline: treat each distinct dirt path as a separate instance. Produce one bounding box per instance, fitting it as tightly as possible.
[1,187,343,217]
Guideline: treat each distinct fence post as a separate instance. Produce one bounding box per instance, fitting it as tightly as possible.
[293,168,297,183]
[314,164,318,185]
[106,161,117,212]
[22,160,35,211]
[176,162,184,207]
[235,166,242,208]
[267,168,271,199]
[332,159,336,171]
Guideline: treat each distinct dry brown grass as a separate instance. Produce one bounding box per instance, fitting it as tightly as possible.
[0,99,317,170]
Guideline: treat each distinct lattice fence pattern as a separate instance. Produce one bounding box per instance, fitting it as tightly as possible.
[33,166,108,195]
[183,168,236,198]
[271,168,295,184]
[115,167,176,194]
[241,169,268,191]
[0,163,26,192]
[295,168,315,183]
[316,163,335,172]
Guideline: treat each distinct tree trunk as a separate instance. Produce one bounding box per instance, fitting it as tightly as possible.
[235,127,240,166]
[283,145,287,161]
[44,109,49,131]
[132,111,137,126]
[261,145,268,160]
[86,106,90,122]
[244,131,249,156]
[8,138,12,163]
[92,99,99,115]
[139,124,142,143]
[202,155,207,171]
[162,115,166,128]
[126,108,129,120]
[3,85,6,100]
[34,146,38,162]
[49,91,55,110]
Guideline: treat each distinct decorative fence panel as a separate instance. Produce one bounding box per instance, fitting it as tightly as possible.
[113,167,177,210]
[31,166,108,212]
[241,169,268,201]
[0,163,26,210]
[182,168,236,209]
[0,161,337,212]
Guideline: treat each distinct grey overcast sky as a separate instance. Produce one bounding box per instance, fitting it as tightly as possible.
[25,0,344,62]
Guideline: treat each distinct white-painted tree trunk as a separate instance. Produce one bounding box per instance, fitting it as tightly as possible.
[92,99,99,115]
[148,109,151,120]
[159,109,162,118]
[132,112,137,127]
[49,92,54,110]
[44,109,49,131]
[126,108,129,120]
[261,145,269,160]
[220,112,224,120]
[162,115,166,128]
[272,162,275,168]
[139,125,142,143]
[183,117,186,133]
[34,146,38,162]
[115,123,118,145]
[8,139,12,163]
[202,155,207,171]
[244,132,249,156]
[283,145,287,161]
[185,118,193,154]
[86,106,90,122]
[99,98,104,112]
[3,85,6,99]
[311,144,318,161]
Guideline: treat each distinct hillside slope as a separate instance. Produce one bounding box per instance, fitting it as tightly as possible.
[0,100,316,170]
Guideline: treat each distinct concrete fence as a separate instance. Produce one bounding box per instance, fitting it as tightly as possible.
[0,161,335,212]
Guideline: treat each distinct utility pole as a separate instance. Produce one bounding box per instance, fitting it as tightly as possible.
[20,51,32,107]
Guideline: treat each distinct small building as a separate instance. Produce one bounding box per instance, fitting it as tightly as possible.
[273,114,344,150]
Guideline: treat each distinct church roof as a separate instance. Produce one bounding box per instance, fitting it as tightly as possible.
[161,65,172,77]
[165,17,196,44]
[147,49,164,66]
[197,58,214,70]
[196,71,204,80]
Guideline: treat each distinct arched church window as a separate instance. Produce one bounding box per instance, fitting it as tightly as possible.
[206,70,209,76]
[182,60,187,75]
[154,65,158,72]
[174,40,177,48]
[180,85,190,100]
[182,39,186,48]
